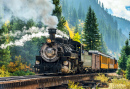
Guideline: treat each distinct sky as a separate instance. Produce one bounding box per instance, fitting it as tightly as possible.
[99,0,130,21]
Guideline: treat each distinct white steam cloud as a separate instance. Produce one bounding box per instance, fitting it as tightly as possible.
[1,0,58,28]
[0,27,69,49]
[0,0,68,49]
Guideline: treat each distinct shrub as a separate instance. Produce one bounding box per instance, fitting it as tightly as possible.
[95,73,109,83]
[109,78,130,89]
[8,55,32,73]
[11,70,35,76]
[116,69,126,78]
[0,65,10,77]
[68,80,84,89]
[116,69,121,75]
[0,69,10,77]
[126,56,130,80]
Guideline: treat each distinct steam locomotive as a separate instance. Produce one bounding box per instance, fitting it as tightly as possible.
[34,28,118,74]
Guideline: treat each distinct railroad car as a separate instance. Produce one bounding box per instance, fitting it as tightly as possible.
[34,28,118,74]
[114,59,118,70]
[87,50,117,72]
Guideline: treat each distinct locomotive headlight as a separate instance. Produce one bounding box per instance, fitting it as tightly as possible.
[36,60,40,64]
[46,39,51,43]
[63,61,69,66]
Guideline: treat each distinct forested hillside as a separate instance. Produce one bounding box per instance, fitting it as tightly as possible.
[60,0,128,58]
[113,16,130,38]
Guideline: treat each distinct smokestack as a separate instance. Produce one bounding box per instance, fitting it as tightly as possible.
[48,28,57,42]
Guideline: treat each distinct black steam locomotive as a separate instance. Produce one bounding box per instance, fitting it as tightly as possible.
[34,28,83,74]
[34,28,118,74]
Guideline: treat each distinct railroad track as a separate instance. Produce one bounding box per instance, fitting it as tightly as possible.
[0,73,98,89]
[0,73,99,82]
[0,75,47,81]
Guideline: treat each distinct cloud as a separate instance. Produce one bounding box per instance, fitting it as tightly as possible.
[99,0,130,21]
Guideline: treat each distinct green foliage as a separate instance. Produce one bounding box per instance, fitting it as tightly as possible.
[0,21,11,66]
[126,56,130,80]
[71,8,78,26]
[26,19,35,29]
[10,37,46,66]
[10,17,26,32]
[0,18,45,76]
[118,51,127,70]
[52,0,67,33]
[83,6,101,50]
[117,69,122,75]
[118,39,130,71]
[100,34,107,54]
[8,18,44,66]
[11,70,35,76]
[124,39,130,56]
[118,39,130,80]
[78,2,83,20]
[74,23,79,33]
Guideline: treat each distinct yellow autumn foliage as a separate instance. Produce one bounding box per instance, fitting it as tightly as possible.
[95,73,109,83]
[0,65,10,77]
[4,20,10,27]
[73,32,81,43]
[8,55,32,73]
[0,69,10,77]
[64,21,74,39]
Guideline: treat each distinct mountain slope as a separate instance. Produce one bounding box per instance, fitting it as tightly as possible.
[113,16,130,38]
[60,0,128,59]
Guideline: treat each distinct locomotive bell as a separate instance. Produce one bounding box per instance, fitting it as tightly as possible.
[48,28,57,42]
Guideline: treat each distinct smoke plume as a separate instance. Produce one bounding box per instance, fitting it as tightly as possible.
[0,0,69,49]
[1,0,58,28]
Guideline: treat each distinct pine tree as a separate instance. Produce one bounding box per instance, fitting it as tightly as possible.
[62,0,68,19]
[82,10,86,20]
[100,34,107,54]
[118,39,130,71]
[62,0,66,16]
[26,19,35,29]
[52,0,66,32]
[126,56,130,80]
[75,23,78,33]
[72,8,78,26]
[83,6,101,50]
[102,3,104,10]
[0,22,11,66]
[124,39,130,56]
[118,51,127,70]
[78,2,82,20]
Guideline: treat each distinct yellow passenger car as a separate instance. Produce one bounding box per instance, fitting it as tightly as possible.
[100,55,109,69]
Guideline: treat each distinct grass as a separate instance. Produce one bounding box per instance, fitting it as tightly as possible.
[95,73,130,89]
